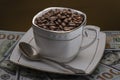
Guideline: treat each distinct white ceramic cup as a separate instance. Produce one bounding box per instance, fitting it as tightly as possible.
[32,7,100,62]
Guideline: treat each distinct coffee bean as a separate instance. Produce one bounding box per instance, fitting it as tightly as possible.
[69,21,76,26]
[54,21,59,25]
[66,15,70,18]
[61,16,66,19]
[57,14,61,18]
[49,26,56,30]
[59,25,63,29]
[49,22,55,26]
[47,10,54,16]
[63,19,68,23]
[68,17,72,21]
[50,16,57,21]
[61,22,66,27]
[35,8,84,31]
[42,26,47,29]
[35,18,41,23]
[64,27,74,31]
[67,10,72,15]
[43,14,49,19]
[57,19,62,23]
[55,9,61,14]
[63,9,68,13]
[69,23,76,26]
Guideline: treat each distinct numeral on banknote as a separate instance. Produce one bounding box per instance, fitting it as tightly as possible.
[0,34,20,40]
[96,69,120,80]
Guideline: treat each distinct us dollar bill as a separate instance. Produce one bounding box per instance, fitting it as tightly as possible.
[88,64,120,80]
[18,67,91,80]
[103,31,120,50]
[17,67,50,80]
[0,30,25,57]
[0,30,24,80]
[1,30,120,80]
[46,73,90,80]
[0,30,25,60]
[100,50,120,71]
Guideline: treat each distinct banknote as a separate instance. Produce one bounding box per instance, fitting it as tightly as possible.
[1,30,120,80]
[0,40,16,62]
[88,64,120,80]
[0,30,24,61]
[104,31,120,50]
[0,66,16,80]
[17,67,50,80]
[18,67,91,80]
[0,30,24,80]
[100,50,120,71]
[0,60,18,80]
[46,73,90,80]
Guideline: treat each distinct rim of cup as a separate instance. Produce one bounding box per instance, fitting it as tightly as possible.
[32,7,87,33]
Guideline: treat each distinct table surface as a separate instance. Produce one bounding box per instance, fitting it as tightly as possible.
[0,0,120,31]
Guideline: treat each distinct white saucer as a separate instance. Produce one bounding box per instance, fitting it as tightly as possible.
[10,28,106,75]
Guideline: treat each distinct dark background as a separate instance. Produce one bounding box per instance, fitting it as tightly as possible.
[0,0,120,31]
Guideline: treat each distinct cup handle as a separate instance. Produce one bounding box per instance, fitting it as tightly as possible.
[80,25,100,50]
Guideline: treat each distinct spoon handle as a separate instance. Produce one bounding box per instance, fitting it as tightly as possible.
[42,57,85,74]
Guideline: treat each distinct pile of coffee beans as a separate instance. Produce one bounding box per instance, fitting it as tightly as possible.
[35,9,84,31]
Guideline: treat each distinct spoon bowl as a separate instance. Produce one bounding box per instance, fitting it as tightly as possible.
[19,42,85,74]
[19,42,40,60]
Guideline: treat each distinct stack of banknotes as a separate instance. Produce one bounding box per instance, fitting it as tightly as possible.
[0,30,120,80]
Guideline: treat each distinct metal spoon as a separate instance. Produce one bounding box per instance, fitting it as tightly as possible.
[19,42,85,74]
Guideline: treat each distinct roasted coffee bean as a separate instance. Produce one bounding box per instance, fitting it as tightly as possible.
[57,19,62,23]
[69,23,76,26]
[35,8,84,31]
[36,17,44,22]
[50,16,57,21]
[63,9,68,13]
[49,26,56,30]
[68,17,72,21]
[61,16,66,19]
[55,9,61,14]
[61,22,66,26]
[57,13,61,18]
[64,27,74,31]
[54,21,59,25]
[43,13,49,19]
[47,10,54,16]
[68,21,76,26]
[63,19,68,23]
[42,26,47,29]
[49,23,55,26]
[35,18,41,23]
[59,25,63,29]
